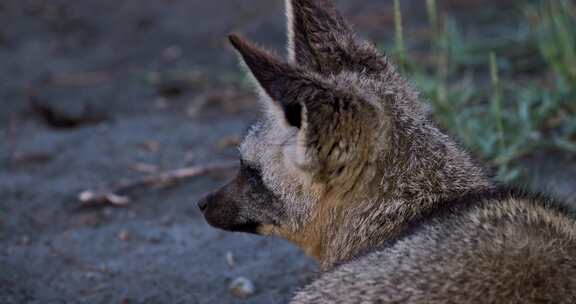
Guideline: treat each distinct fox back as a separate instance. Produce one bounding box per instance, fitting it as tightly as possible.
[198,0,576,302]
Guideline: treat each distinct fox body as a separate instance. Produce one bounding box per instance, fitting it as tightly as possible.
[198,0,576,302]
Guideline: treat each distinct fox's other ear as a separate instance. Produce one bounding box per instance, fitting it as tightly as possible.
[286,0,387,76]
[229,34,325,129]
[286,0,351,73]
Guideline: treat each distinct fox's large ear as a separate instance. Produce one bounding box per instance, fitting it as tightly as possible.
[230,34,378,177]
[229,34,322,129]
[286,0,387,75]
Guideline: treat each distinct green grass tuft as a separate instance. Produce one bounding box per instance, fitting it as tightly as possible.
[390,0,576,182]
[393,0,407,71]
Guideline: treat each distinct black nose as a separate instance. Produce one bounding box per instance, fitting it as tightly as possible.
[197,198,208,212]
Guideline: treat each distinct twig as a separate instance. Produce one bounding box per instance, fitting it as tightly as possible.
[78,161,238,207]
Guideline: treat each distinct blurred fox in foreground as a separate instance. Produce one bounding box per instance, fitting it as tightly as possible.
[198,0,576,302]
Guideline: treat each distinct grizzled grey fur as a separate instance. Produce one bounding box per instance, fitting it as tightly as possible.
[198,0,576,303]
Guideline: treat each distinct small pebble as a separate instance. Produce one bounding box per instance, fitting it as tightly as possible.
[19,235,31,246]
[229,276,256,298]
[118,230,130,241]
[84,272,101,281]
[161,45,182,61]
[225,251,235,268]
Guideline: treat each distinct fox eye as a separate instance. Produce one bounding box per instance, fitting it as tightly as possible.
[244,164,259,177]
[239,159,260,176]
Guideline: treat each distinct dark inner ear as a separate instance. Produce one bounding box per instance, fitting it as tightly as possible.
[282,102,302,128]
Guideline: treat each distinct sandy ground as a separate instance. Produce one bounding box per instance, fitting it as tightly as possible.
[1,0,575,303]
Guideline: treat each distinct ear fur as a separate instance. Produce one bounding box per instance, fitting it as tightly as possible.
[286,0,351,73]
[286,0,388,76]
[229,34,321,129]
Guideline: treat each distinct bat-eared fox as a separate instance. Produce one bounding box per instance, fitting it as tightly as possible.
[198,0,576,302]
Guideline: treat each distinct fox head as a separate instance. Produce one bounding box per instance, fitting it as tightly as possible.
[198,0,490,264]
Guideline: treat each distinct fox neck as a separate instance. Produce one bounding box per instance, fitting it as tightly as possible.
[283,121,493,271]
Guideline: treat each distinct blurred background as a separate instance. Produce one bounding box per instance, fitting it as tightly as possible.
[1,0,575,303]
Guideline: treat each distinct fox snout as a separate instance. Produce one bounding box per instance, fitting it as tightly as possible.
[197,182,260,234]
[198,163,285,235]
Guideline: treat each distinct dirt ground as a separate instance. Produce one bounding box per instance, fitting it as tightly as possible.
[1,0,575,303]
